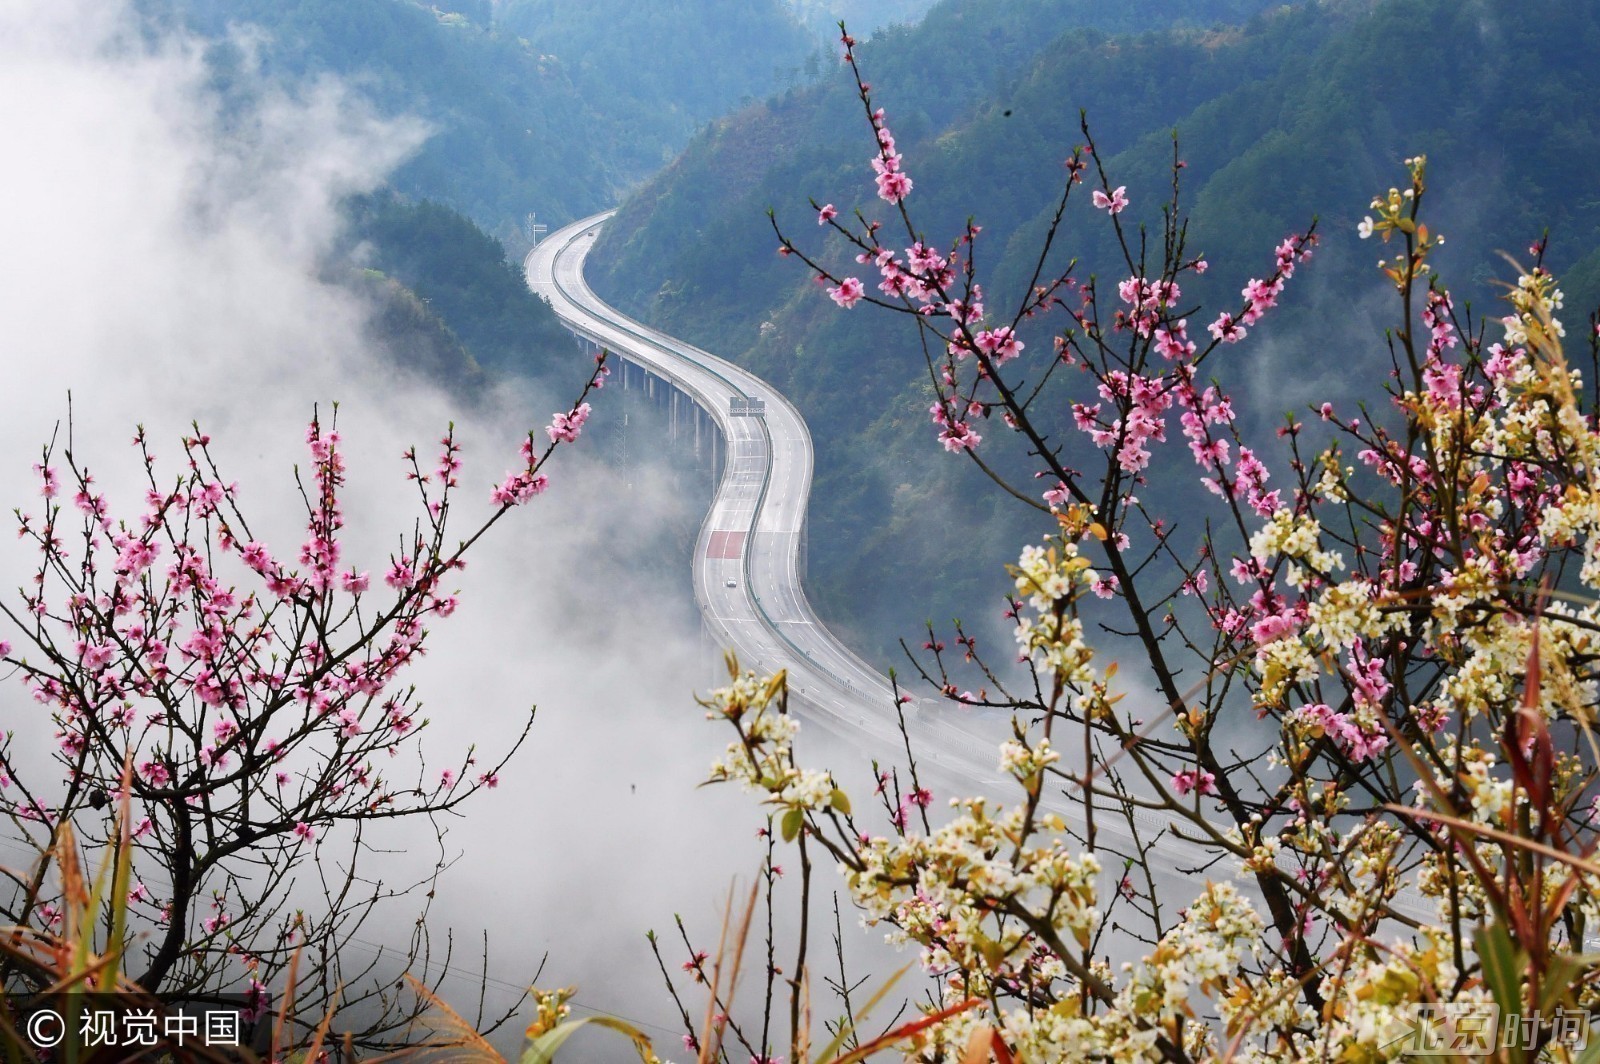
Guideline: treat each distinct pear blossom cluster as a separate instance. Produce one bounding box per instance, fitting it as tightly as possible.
[702,659,845,822]
[1009,538,1098,682]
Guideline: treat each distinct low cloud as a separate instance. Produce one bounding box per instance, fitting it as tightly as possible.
[0,0,775,1049]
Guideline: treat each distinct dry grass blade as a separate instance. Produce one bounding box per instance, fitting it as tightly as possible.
[270,938,305,1061]
[54,821,85,947]
[796,964,811,1064]
[823,996,984,1064]
[695,888,736,1064]
[361,974,505,1063]
[696,879,761,1064]
[961,1025,993,1064]
[1383,804,1600,877]
[298,980,344,1064]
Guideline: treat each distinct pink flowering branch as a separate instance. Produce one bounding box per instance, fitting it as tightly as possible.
[0,352,609,1043]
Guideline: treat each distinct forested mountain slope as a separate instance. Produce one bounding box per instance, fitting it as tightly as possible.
[137,0,616,242]
[337,194,575,390]
[589,0,1600,662]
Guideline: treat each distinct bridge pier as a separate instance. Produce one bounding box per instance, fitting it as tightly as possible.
[584,348,726,485]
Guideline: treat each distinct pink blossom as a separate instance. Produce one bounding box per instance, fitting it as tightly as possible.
[944,297,984,325]
[1294,703,1389,763]
[1421,357,1461,406]
[1250,612,1299,646]
[243,979,272,1024]
[1092,185,1129,215]
[492,470,550,506]
[939,421,982,453]
[384,558,416,589]
[1240,277,1283,323]
[79,641,114,672]
[1154,321,1195,361]
[546,402,592,444]
[828,277,865,309]
[875,169,913,203]
[1171,769,1216,797]
[294,821,315,841]
[1208,312,1247,344]
[817,203,837,224]
[906,242,945,275]
[974,326,1024,364]
[114,535,160,582]
[870,141,913,203]
[238,541,273,572]
[1349,642,1392,710]
[1229,556,1267,584]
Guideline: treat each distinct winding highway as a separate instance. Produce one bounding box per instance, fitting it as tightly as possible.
[524,212,1434,924]
[526,213,907,752]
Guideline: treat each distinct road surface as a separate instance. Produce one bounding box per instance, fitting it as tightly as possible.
[526,215,914,746]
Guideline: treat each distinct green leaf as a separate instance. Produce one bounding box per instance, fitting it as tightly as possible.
[781,807,804,842]
[520,1015,653,1064]
[1576,1028,1600,1064]
[830,788,852,816]
[1474,922,1527,1064]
